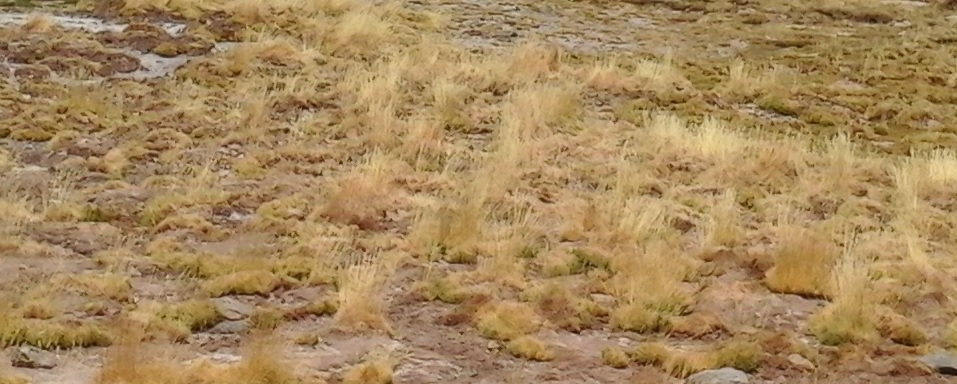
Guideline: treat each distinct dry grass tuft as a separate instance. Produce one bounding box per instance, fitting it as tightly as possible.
[601,346,632,368]
[631,342,671,366]
[95,329,302,384]
[230,336,301,384]
[414,273,471,304]
[320,152,397,230]
[333,254,394,335]
[94,324,179,384]
[702,189,744,248]
[765,225,840,298]
[712,339,764,372]
[808,234,879,345]
[505,335,555,361]
[20,13,55,34]
[944,319,957,350]
[627,339,763,378]
[610,302,670,334]
[663,350,716,379]
[474,300,542,341]
[340,353,397,384]
[53,273,133,302]
[719,60,788,102]
[203,270,284,297]
[0,314,113,350]
[0,151,13,174]
[147,299,222,341]
[0,374,29,384]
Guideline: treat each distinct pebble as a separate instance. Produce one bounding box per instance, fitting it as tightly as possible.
[212,297,254,321]
[787,354,815,371]
[685,368,749,384]
[10,346,58,369]
[589,293,616,307]
[917,352,957,376]
[208,320,250,334]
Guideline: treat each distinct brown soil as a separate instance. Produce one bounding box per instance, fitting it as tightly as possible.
[94,22,215,57]
[0,38,141,76]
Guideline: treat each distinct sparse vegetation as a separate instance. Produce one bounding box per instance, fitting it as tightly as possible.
[341,360,394,384]
[601,346,631,368]
[94,332,302,384]
[713,339,764,372]
[474,300,542,341]
[1,0,956,382]
[505,335,555,361]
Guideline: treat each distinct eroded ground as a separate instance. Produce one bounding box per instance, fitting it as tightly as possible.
[2,0,957,383]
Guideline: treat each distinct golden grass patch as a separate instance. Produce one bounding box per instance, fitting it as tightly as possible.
[340,357,395,384]
[505,335,555,361]
[764,225,840,298]
[808,235,880,345]
[95,330,303,384]
[474,300,542,341]
[333,254,394,334]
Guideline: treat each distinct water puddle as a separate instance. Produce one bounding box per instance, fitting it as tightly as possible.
[0,12,186,35]
[0,12,236,88]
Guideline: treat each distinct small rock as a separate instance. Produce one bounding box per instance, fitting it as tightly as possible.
[208,320,249,334]
[685,368,749,384]
[212,297,254,321]
[10,346,58,369]
[891,20,912,28]
[787,354,815,371]
[486,341,500,350]
[589,294,616,307]
[207,353,242,364]
[918,352,957,376]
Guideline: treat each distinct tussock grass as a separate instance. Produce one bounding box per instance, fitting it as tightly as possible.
[601,346,631,368]
[0,315,112,349]
[765,225,839,298]
[628,339,763,378]
[333,253,394,334]
[340,352,397,384]
[95,328,303,384]
[809,234,879,345]
[505,335,555,361]
[474,300,542,341]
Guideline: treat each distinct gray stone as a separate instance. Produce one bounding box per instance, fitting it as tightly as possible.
[685,368,749,384]
[208,320,250,334]
[212,297,254,321]
[787,354,815,371]
[10,346,58,369]
[589,293,616,307]
[918,352,957,376]
[206,353,242,364]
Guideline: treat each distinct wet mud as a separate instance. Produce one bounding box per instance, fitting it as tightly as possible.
[0,11,230,87]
